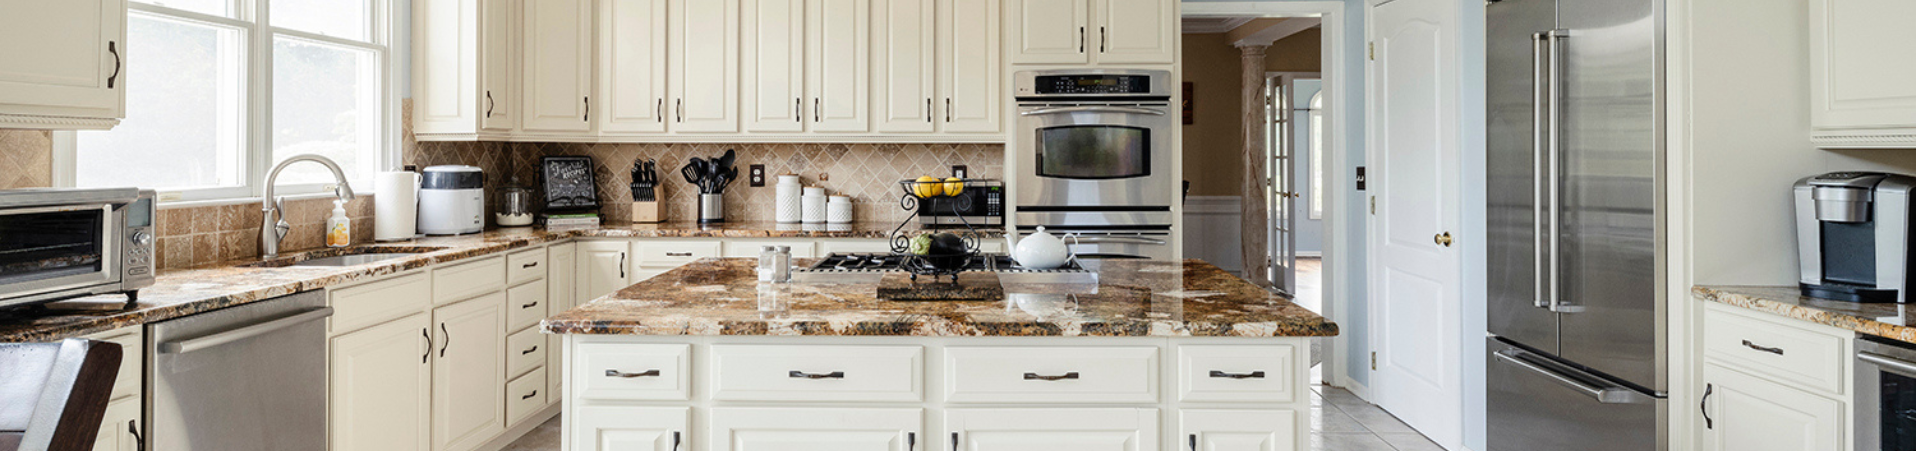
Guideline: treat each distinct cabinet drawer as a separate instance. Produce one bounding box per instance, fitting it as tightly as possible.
[1703,304,1850,395]
[946,346,1159,403]
[507,327,546,378]
[507,280,549,332]
[711,345,924,402]
[634,241,721,267]
[434,256,505,305]
[1177,345,1296,403]
[506,370,547,425]
[506,248,547,285]
[83,328,143,401]
[575,343,691,401]
[720,241,817,259]
[329,271,431,334]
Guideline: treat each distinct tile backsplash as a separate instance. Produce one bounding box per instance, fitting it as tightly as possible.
[0,130,52,189]
[155,196,376,269]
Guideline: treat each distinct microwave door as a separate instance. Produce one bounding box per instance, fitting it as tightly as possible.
[0,204,119,302]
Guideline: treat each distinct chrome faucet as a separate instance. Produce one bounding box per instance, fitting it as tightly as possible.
[261,154,356,258]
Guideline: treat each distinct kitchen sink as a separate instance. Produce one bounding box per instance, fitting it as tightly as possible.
[243,246,447,268]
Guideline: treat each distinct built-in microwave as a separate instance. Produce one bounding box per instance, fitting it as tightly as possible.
[1014,69,1177,210]
[0,188,156,309]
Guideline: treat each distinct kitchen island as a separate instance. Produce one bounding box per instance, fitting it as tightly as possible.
[543,258,1335,451]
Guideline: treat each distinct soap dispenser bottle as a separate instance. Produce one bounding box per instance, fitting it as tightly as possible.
[326,198,351,248]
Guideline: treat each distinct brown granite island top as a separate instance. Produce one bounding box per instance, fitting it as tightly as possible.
[1695,285,1916,344]
[541,258,1339,337]
[0,222,1000,342]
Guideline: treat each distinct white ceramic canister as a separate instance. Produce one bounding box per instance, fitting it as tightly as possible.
[801,187,828,224]
[827,195,853,224]
[775,174,802,223]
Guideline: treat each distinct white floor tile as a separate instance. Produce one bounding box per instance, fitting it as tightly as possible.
[1377,432,1445,451]
[1312,406,1372,433]
[1313,432,1399,451]
[1339,404,1420,435]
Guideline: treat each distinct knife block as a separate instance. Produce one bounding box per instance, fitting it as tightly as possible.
[630,201,662,223]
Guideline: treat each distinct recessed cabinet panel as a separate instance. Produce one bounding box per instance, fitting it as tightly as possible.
[598,0,669,134]
[413,0,480,136]
[809,0,872,132]
[1009,0,1090,64]
[1700,364,1843,451]
[432,294,506,451]
[579,241,632,300]
[332,314,433,451]
[710,408,922,451]
[521,0,593,133]
[571,406,688,451]
[947,408,1157,451]
[0,0,125,126]
[873,0,936,132]
[671,0,741,132]
[1811,0,1916,147]
[480,0,517,132]
[939,0,1001,133]
[1179,410,1298,451]
[1093,0,1175,64]
[743,0,807,132]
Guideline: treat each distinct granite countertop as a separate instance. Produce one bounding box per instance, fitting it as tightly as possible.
[0,222,1000,342]
[541,258,1339,338]
[1694,285,1916,343]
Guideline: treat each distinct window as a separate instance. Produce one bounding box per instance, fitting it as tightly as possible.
[61,0,395,201]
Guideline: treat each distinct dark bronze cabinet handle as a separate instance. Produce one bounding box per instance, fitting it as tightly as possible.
[666,252,693,257]
[1741,340,1784,355]
[522,345,539,355]
[584,96,590,122]
[107,41,120,89]
[677,99,684,122]
[523,301,539,309]
[522,390,538,400]
[796,97,803,122]
[485,91,494,118]
[946,98,952,122]
[906,432,915,451]
[926,98,932,122]
[619,253,626,279]
[814,98,821,122]
[1189,434,1197,451]
[951,432,958,450]
[657,98,664,122]
[1078,27,1085,53]
[789,370,846,379]
[421,328,432,363]
[606,369,661,378]
[438,323,449,357]
[1700,383,1713,429]
[672,432,680,451]
[1023,372,1080,381]
[130,420,144,451]
[1100,26,1107,53]
[1208,370,1266,379]
[523,261,538,268]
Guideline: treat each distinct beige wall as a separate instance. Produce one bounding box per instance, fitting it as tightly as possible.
[1180,29,1323,197]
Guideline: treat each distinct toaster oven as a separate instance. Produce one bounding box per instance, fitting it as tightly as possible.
[0,188,156,309]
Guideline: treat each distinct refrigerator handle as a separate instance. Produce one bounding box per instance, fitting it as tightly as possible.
[1531,30,1551,310]
[1542,29,1582,314]
[1493,348,1651,404]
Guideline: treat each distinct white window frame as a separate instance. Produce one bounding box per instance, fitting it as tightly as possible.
[52,0,402,206]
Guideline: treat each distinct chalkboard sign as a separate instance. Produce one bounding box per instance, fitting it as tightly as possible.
[541,156,600,211]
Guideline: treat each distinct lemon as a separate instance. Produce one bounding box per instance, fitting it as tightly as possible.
[913,176,942,197]
[942,177,964,196]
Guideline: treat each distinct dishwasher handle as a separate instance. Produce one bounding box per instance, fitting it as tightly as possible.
[157,307,334,354]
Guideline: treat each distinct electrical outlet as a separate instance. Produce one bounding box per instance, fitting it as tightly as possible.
[749,165,766,187]
[819,172,830,181]
[951,165,969,179]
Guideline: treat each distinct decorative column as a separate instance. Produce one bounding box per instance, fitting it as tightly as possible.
[1237,44,1271,288]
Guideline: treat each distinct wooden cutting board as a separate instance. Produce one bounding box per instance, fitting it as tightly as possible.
[876,272,1005,301]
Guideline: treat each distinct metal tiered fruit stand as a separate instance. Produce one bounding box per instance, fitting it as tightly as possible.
[889,179,1000,282]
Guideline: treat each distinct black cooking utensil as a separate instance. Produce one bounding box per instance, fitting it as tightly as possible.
[682,158,707,193]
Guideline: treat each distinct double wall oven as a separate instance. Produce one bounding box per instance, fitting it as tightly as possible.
[1014,69,1175,260]
[0,188,157,309]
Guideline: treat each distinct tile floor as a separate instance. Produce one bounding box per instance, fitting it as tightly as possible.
[502,385,1440,451]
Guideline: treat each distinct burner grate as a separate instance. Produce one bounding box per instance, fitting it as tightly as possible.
[798,253,1089,274]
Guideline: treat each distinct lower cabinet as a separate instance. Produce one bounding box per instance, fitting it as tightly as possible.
[1179,410,1297,451]
[946,408,1159,451]
[570,406,688,451]
[92,397,141,451]
[711,408,922,451]
[433,293,507,451]
[332,313,434,451]
[1700,363,1844,451]
[580,240,633,300]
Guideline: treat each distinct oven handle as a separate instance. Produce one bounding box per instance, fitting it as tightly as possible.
[1071,253,1155,260]
[1860,351,1916,378]
[1019,106,1167,116]
[158,307,334,354]
[1068,236,1168,245]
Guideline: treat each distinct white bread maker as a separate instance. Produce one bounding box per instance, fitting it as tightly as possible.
[418,165,485,235]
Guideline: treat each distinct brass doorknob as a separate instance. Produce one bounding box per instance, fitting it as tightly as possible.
[1434,232,1452,247]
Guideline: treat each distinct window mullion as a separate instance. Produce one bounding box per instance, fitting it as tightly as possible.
[248,0,273,199]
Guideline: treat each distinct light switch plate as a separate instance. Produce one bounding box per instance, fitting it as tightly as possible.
[952,165,968,179]
[749,165,766,187]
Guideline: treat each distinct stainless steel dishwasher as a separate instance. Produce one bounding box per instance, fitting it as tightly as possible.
[145,290,331,451]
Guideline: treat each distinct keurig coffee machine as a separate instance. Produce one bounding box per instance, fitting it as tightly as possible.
[1796,172,1916,303]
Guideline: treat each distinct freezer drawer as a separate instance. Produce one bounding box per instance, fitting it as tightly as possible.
[1487,337,1662,451]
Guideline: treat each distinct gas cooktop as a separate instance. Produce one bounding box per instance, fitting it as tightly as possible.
[800,253,1088,273]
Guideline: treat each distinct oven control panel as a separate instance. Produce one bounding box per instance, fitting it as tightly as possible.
[1016,70,1171,98]
[1034,75,1152,95]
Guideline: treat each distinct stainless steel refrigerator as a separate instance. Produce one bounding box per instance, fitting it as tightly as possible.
[1486,0,1667,449]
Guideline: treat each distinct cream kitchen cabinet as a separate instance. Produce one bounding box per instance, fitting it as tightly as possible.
[1008,0,1174,66]
[84,326,143,451]
[331,313,434,451]
[0,0,125,129]
[874,0,1001,135]
[1179,410,1298,451]
[570,406,687,451]
[1700,363,1845,451]
[670,0,742,133]
[742,0,808,133]
[1698,303,1854,451]
[432,292,507,451]
[579,240,633,300]
[1809,0,1916,148]
[93,397,141,451]
[939,0,1002,133]
[743,0,870,134]
[520,0,594,135]
[596,0,670,135]
[948,408,1158,451]
[808,0,872,132]
[873,0,937,133]
[413,0,516,140]
[710,408,922,451]
[546,242,578,405]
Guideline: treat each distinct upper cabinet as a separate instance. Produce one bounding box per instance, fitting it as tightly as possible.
[520,0,594,134]
[0,0,127,129]
[743,0,869,134]
[1810,0,1916,148]
[873,0,937,132]
[876,0,1003,134]
[743,0,807,133]
[1008,0,1172,66]
[597,0,669,134]
[415,0,514,140]
[808,0,872,133]
[671,0,742,133]
[940,0,1003,133]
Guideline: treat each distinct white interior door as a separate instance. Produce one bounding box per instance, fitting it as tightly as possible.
[1368,0,1462,447]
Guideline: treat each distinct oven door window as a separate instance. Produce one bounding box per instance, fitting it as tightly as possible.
[1036,125,1150,179]
[1882,368,1916,450]
[0,209,107,286]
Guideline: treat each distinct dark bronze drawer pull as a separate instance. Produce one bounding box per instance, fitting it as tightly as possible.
[522,345,539,355]
[1023,372,1080,381]
[789,370,846,379]
[522,390,538,400]
[606,369,661,378]
[1741,340,1784,355]
[1208,370,1266,379]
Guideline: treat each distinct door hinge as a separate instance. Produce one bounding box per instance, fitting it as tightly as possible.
[1368,42,1375,60]
[1371,352,1377,370]
[1369,196,1376,215]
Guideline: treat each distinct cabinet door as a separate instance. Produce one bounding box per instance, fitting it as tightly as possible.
[598,0,669,133]
[670,0,740,132]
[939,0,1001,133]
[1699,364,1843,451]
[521,0,593,133]
[571,406,688,451]
[809,0,871,132]
[711,408,921,451]
[579,241,632,300]
[480,0,517,132]
[433,294,506,451]
[1810,0,1916,132]
[1179,410,1299,451]
[0,0,125,123]
[413,0,480,136]
[92,397,139,451]
[545,243,576,403]
[1008,0,1088,64]
[333,314,433,451]
[743,0,806,132]
[948,408,1157,451]
[1093,0,1174,64]
[873,0,936,133]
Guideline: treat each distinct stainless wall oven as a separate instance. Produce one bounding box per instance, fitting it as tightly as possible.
[0,188,157,309]
[1014,69,1176,209]
[1858,335,1916,451]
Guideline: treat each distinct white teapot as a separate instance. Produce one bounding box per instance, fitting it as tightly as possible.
[1007,226,1076,269]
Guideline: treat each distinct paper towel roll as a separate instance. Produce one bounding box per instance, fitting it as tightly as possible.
[375,171,420,241]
